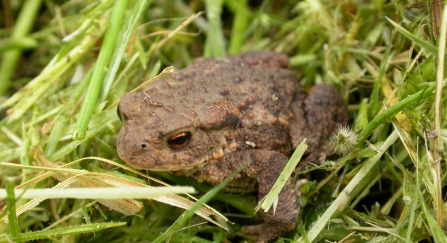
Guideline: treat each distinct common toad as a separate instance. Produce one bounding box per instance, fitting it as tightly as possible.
[117,52,348,242]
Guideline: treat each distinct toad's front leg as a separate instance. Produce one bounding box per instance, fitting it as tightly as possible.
[290,84,348,165]
[231,150,298,243]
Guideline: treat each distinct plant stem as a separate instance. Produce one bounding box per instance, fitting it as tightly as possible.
[0,0,43,95]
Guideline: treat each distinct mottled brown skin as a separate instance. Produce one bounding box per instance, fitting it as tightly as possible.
[117,52,348,242]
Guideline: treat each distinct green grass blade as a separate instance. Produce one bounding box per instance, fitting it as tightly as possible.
[5,178,19,236]
[49,109,116,161]
[386,17,438,56]
[1,27,103,122]
[369,47,391,117]
[0,0,43,95]
[0,37,38,53]
[356,85,435,146]
[354,98,369,132]
[100,0,151,102]
[45,68,92,157]
[204,0,226,57]
[405,192,418,242]
[416,164,447,243]
[226,0,249,55]
[72,0,129,139]
[0,222,126,242]
[259,139,307,212]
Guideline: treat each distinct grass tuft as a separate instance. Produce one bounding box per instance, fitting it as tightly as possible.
[1,0,446,242]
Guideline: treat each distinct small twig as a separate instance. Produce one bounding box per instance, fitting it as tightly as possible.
[140,30,201,39]
[148,12,204,57]
[433,0,446,226]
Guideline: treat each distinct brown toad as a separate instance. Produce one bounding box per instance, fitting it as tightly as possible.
[117,52,348,242]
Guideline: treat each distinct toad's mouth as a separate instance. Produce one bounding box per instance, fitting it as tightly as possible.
[122,153,212,172]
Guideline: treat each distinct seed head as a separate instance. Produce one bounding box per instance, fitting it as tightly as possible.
[329,126,358,156]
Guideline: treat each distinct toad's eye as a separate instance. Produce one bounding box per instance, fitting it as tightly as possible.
[167,131,192,149]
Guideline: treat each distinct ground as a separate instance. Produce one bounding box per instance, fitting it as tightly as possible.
[0,1,446,243]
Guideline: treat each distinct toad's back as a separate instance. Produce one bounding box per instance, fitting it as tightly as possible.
[117,52,304,170]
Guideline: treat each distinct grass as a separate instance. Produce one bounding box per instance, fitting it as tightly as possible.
[0,0,446,242]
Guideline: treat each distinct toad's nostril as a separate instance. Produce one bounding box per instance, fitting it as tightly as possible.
[141,142,149,149]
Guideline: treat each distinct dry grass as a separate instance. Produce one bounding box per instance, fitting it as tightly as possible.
[0,0,446,242]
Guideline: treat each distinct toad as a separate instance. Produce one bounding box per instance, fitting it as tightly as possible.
[117,52,348,242]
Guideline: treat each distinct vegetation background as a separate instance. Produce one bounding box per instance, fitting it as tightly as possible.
[0,0,446,242]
